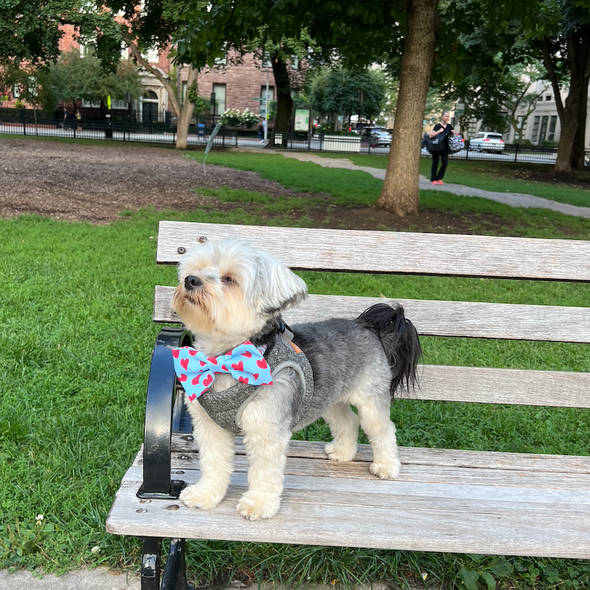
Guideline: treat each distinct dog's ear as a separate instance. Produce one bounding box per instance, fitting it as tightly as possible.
[254,250,308,315]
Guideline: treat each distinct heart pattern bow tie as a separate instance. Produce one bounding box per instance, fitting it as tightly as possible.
[172,341,273,401]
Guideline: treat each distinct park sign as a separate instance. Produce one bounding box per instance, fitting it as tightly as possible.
[294,109,309,132]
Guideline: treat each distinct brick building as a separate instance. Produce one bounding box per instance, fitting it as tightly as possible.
[2,25,278,124]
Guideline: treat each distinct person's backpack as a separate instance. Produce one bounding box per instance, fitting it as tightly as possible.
[448,134,463,154]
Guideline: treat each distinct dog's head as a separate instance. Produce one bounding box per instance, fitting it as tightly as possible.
[172,238,307,348]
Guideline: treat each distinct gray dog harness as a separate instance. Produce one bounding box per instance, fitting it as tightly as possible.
[196,331,314,434]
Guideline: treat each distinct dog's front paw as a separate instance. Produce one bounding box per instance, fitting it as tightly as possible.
[180,483,226,511]
[237,492,280,521]
[370,458,401,480]
[325,441,357,462]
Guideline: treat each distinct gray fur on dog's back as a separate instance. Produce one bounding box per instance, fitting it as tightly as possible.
[292,319,393,430]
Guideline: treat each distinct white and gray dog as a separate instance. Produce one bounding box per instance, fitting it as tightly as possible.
[171,238,421,520]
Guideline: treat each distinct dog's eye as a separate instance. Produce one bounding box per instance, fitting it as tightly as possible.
[221,276,236,285]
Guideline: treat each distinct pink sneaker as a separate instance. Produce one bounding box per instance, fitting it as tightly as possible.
[431,181,438,185]
[438,180,444,185]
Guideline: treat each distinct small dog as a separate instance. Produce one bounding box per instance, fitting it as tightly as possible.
[171,238,421,520]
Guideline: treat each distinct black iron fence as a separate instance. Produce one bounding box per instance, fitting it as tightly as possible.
[1,113,588,166]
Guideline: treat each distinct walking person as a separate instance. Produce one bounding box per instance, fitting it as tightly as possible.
[429,110,454,185]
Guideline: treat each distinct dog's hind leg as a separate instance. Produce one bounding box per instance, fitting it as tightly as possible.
[351,387,401,480]
[180,400,235,510]
[323,402,359,462]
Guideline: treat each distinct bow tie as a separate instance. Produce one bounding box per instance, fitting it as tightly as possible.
[172,341,273,401]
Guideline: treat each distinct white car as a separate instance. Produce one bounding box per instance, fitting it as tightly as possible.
[469,132,505,152]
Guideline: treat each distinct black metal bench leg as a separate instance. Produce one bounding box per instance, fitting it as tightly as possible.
[141,537,162,590]
[141,537,194,590]
[162,538,194,590]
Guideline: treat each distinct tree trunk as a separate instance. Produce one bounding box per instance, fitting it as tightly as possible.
[543,32,590,174]
[376,0,439,216]
[270,53,293,148]
[122,30,198,150]
[175,67,198,150]
[571,78,589,169]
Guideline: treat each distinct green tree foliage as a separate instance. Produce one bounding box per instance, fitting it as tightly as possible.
[41,50,141,112]
[309,67,387,126]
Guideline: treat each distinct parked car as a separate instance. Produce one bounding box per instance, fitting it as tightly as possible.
[469,132,505,152]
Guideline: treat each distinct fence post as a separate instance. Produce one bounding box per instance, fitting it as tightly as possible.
[514,142,519,164]
[465,141,469,160]
[23,120,26,136]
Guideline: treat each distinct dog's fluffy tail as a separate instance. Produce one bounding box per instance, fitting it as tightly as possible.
[355,303,421,395]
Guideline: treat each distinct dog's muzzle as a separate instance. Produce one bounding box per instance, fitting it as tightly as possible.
[184,275,202,291]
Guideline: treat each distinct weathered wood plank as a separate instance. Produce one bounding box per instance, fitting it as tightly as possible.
[132,454,590,490]
[157,221,590,282]
[154,287,590,344]
[106,466,590,558]
[168,438,590,474]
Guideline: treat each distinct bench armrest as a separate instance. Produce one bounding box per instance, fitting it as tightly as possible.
[137,327,193,499]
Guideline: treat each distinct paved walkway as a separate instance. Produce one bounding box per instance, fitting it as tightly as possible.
[231,148,590,219]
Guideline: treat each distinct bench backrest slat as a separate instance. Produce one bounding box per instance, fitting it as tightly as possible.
[157,221,590,282]
[155,222,590,411]
[154,288,590,344]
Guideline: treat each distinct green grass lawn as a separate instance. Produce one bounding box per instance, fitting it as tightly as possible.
[2,141,590,588]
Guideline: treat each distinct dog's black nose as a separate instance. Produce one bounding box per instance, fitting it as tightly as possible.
[184,275,202,290]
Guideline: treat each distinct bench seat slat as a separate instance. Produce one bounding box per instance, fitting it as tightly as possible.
[169,438,590,474]
[154,287,590,344]
[157,221,590,282]
[107,446,590,558]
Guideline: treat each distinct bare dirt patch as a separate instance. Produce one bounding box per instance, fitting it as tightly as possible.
[0,138,486,233]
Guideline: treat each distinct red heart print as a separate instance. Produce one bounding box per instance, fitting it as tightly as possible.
[188,349,197,356]
[191,375,201,385]
[238,376,249,384]
[180,358,189,371]
[203,374,213,387]
[260,381,272,386]
[172,350,180,359]
[178,374,187,382]
[244,341,252,345]
[253,373,259,380]
[199,360,207,367]
[256,359,268,369]
[207,357,218,365]
[231,361,244,372]
[221,365,228,372]
[242,351,252,358]
[188,393,196,401]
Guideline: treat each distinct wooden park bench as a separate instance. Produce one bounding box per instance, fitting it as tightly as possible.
[107,221,590,590]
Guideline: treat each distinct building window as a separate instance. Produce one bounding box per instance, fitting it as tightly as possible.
[547,115,557,142]
[214,55,227,66]
[545,95,552,101]
[81,99,101,108]
[531,116,540,143]
[518,115,527,134]
[142,46,160,63]
[539,115,548,143]
[12,84,19,98]
[111,99,128,110]
[262,52,272,68]
[212,84,226,115]
[290,56,299,69]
